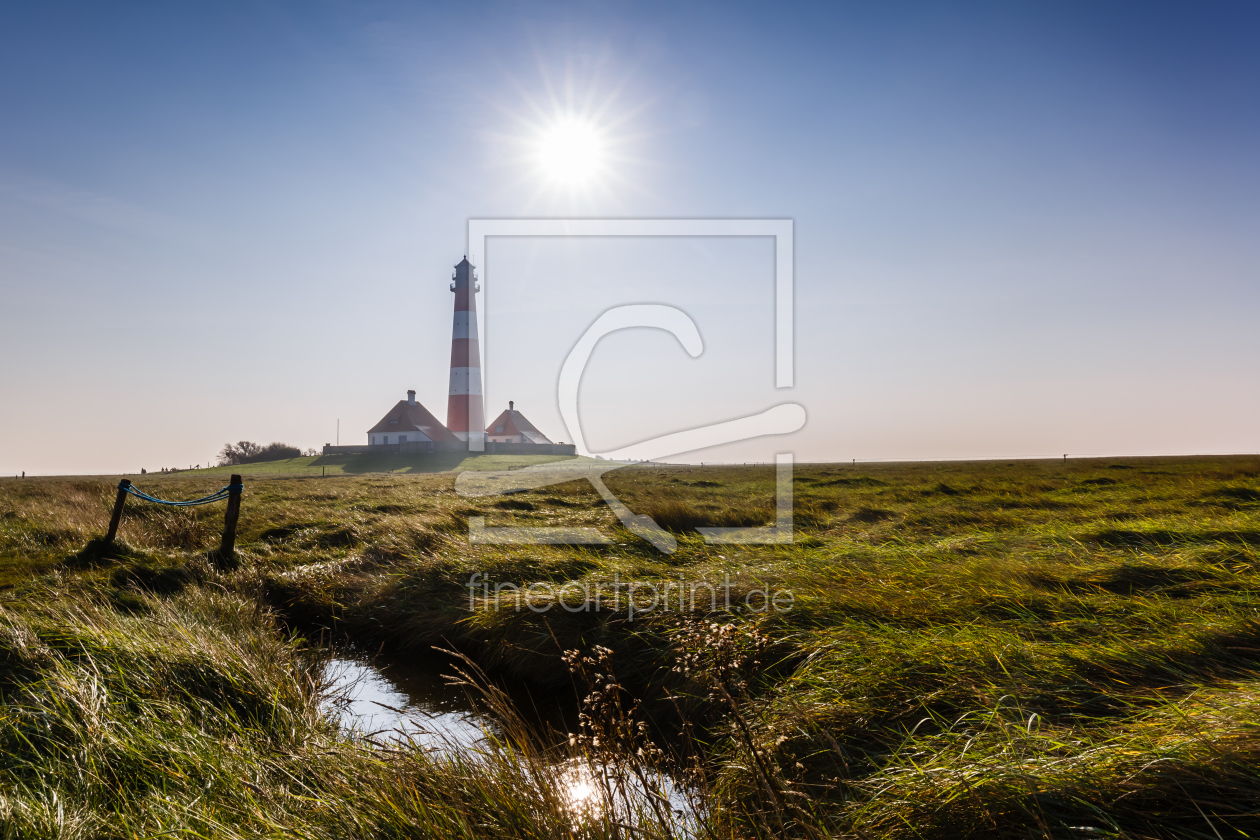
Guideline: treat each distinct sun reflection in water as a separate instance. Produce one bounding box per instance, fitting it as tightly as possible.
[556,758,696,835]
[561,761,603,813]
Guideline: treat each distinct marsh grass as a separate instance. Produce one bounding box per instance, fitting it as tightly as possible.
[0,585,710,838]
[1,455,1260,836]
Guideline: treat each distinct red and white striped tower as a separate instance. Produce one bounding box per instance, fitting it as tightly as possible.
[447,257,484,445]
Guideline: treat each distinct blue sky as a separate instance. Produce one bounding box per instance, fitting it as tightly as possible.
[1,1,1258,473]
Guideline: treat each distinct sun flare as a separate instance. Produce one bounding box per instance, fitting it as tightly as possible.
[536,117,604,186]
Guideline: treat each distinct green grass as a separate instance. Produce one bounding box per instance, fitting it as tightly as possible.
[2,455,1260,836]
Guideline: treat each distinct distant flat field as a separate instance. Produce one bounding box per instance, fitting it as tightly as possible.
[181,452,586,476]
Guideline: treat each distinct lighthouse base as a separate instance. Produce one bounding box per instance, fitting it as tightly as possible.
[452,431,487,450]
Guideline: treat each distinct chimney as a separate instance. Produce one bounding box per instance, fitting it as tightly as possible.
[509,400,514,411]
[407,390,416,405]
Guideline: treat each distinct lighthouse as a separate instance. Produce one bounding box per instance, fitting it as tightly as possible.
[447,257,484,444]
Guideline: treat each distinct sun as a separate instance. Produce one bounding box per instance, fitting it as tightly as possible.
[494,70,644,206]
[536,117,605,187]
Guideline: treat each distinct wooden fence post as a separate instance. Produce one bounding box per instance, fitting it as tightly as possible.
[106,479,131,543]
[220,475,243,558]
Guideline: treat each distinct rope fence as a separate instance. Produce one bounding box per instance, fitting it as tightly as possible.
[122,483,242,507]
[105,474,245,560]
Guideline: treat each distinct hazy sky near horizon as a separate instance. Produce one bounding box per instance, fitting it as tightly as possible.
[1,1,1258,474]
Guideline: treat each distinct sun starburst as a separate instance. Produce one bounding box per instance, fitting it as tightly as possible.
[536,116,605,187]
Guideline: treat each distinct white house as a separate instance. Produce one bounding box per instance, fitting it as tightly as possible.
[367,390,461,446]
[485,401,554,445]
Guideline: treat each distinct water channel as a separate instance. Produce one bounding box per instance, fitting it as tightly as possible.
[323,653,486,749]
[322,651,696,831]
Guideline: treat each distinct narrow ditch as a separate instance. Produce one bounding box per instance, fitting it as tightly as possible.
[320,648,698,831]
[323,652,485,748]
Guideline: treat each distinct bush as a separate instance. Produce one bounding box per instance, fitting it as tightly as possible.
[218,441,303,466]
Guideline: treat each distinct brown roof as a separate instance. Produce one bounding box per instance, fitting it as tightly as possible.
[485,406,553,444]
[368,400,461,442]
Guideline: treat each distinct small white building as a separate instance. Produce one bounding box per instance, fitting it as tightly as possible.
[367,390,460,446]
[485,401,554,445]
